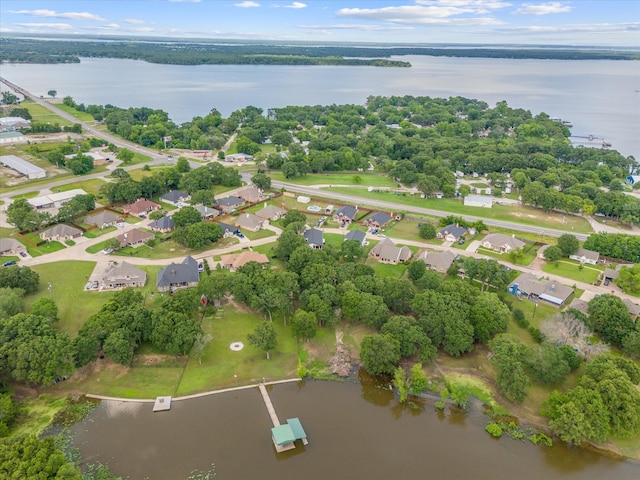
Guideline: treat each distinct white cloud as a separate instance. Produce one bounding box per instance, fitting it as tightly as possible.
[285,2,307,8]
[10,9,106,21]
[513,2,571,15]
[299,23,413,32]
[100,23,121,30]
[235,1,260,7]
[13,22,74,30]
[503,22,640,34]
[336,5,503,25]
[124,18,146,25]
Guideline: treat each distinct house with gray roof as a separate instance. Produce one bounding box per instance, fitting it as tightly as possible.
[333,205,358,224]
[102,261,147,290]
[157,256,200,292]
[216,222,239,237]
[195,205,220,220]
[567,298,589,316]
[303,228,324,249]
[117,228,154,248]
[215,196,245,213]
[256,205,287,221]
[363,212,393,229]
[509,272,573,306]
[344,230,366,246]
[149,216,175,233]
[0,238,26,256]
[85,210,121,229]
[235,213,264,231]
[160,190,191,206]
[481,233,525,254]
[417,250,456,273]
[40,224,83,242]
[569,248,600,265]
[437,224,467,242]
[369,238,412,264]
[0,154,45,179]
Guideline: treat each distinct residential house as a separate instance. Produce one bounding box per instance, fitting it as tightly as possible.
[417,250,457,273]
[195,205,220,220]
[303,228,324,249]
[437,224,467,243]
[603,268,620,283]
[102,261,147,290]
[508,272,573,306]
[224,153,253,163]
[569,248,600,265]
[363,212,392,229]
[157,256,200,292]
[567,298,589,316]
[149,216,175,233]
[0,238,26,256]
[481,233,525,254]
[463,195,492,208]
[123,198,161,217]
[116,228,154,248]
[160,190,191,206]
[344,230,366,246]
[0,117,31,132]
[29,189,87,210]
[237,186,262,203]
[256,205,287,221]
[369,238,412,264]
[235,213,264,232]
[215,196,245,213]
[220,251,269,272]
[40,224,83,242]
[622,298,640,321]
[84,210,121,229]
[333,205,358,224]
[216,222,239,237]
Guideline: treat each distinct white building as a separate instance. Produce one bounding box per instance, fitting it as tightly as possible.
[463,194,492,208]
[28,189,87,209]
[0,154,46,179]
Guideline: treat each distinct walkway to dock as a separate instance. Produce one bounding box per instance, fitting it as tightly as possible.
[259,384,281,427]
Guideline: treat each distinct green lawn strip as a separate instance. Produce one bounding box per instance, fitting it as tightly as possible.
[365,257,407,278]
[541,260,602,284]
[325,187,593,234]
[83,226,117,239]
[323,232,344,250]
[241,227,276,241]
[0,255,19,263]
[50,178,107,196]
[53,103,95,122]
[25,261,109,336]
[470,182,489,188]
[10,191,39,200]
[27,240,66,257]
[175,307,298,395]
[270,171,397,188]
[21,100,73,126]
[476,245,538,267]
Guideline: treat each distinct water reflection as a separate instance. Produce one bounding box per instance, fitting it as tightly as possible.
[71,378,640,480]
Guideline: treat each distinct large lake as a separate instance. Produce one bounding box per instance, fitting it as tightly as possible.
[1,56,639,160]
[70,377,640,480]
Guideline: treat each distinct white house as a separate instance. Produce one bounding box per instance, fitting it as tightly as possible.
[569,248,600,265]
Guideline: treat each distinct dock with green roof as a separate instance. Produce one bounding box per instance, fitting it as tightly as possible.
[258,383,308,452]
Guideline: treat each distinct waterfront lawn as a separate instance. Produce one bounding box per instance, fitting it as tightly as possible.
[21,100,73,126]
[541,260,602,284]
[326,187,593,234]
[175,306,299,395]
[270,172,397,188]
[54,103,95,122]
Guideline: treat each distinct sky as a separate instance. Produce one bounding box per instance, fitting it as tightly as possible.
[1,1,639,46]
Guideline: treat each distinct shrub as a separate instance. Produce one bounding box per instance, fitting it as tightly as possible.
[529,433,553,447]
[485,423,503,438]
[528,326,545,343]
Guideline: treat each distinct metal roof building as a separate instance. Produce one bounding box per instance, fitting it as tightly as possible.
[0,154,46,179]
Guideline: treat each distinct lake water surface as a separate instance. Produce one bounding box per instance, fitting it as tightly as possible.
[70,377,640,480]
[1,56,638,160]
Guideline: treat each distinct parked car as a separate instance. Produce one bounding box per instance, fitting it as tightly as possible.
[92,281,99,289]
[84,281,93,290]
[198,262,204,272]
[101,248,114,255]
[2,261,17,267]
[19,251,27,258]
[458,239,466,245]
[604,279,610,286]
[235,231,245,238]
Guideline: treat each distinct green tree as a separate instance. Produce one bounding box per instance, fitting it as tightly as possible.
[273,229,307,261]
[381,316,436,363]
[175,157,191,172]
[190,189,216,207]
[251,172,272,190]
[103,328,135,365]
[117,148,135,164]
[281,209,306,227]
[6,198,46,231]
[617,264,640,294]
[339,239,364,262]
[247,321,278,359]
[148,209,166,220]
[30,297,58,321]
[587,295,636,347]
[290,309,317,341]
[419,223,437,239]
[1,91,18,104]
[171,206,202,227]
[410,363,429,395]
[191,332,213,365]
[543,245,563,263]
[557,234,580,257]
[151,311,202,355]
[48,89,57,98]
[0,287,24,319]
[469,292,510,342]
[393,367,410,402]
[489,334,530,403]
[360,334,401,376]
[525,343,571,384]
[0,265,40,293]
[0,435,81,479]
[407,260,426,282]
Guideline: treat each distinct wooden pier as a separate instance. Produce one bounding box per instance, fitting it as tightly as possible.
[259,384,308,452]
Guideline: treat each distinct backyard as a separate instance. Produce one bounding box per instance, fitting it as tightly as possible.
[541,259,603,284]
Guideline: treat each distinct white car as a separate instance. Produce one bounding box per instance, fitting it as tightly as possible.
[101,248,114,255]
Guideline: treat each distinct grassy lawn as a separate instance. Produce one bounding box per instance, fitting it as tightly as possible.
[270,171,397,188]
[21,99,73,126]
[26,240,66,257]
[476,244,538,267]
[10,191,39,200]
[53,103,96,122]
[242,227,276,241]
[383,217,442,244]
[365,257,407,278]
[541,260,603,284]
[326,188,593,234]
[51,178,107,196]
[83,226,116,238]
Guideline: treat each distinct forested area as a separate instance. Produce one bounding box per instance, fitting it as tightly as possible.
[2,37,638,65]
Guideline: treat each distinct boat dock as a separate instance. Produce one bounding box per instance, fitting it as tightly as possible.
[259,383,308,452]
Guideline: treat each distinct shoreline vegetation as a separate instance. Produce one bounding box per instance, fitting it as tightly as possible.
[1,37,639,65]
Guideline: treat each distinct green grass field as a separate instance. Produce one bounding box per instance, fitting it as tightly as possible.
[326,187,593,234]
[51,178,108,196]
[270,171,397,188]
[541,260,603,284]
[53,103,96,122]
[21,99,73,126]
